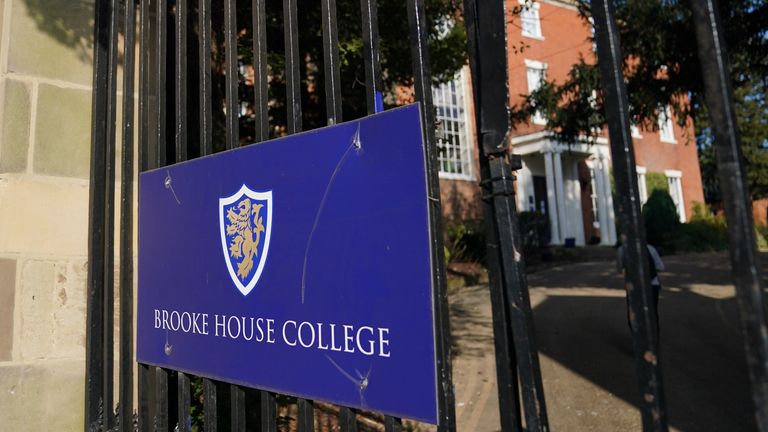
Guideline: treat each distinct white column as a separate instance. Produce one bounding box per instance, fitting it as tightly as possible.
[553,150,568,243]
[601,158,617,245]
[543,151,561,244]
[594,157,610,245]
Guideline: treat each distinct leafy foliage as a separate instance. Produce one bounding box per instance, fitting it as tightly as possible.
[645,171,668,195]
[231,0,467,145]
[642,189,680,252]
[444,219,486,264]
[698,79,768,201]
[509,0,767,196]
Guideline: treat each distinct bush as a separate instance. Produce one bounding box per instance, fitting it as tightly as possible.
[646,171,669,195]
[642,189,680,252]
[674,218,728,252]
[519,211,551,251]
[444,219,486,264]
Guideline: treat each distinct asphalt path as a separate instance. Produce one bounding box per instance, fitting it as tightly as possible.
[449,252,766,432]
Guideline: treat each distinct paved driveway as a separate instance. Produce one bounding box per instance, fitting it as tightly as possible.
[450,252,765,431]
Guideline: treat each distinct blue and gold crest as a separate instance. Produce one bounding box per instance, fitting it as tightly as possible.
[218,185,273,296]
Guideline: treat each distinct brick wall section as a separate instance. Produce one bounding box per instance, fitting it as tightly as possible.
[505,0,705,220]
[0,0,96,429]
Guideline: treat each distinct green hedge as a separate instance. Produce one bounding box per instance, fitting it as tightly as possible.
[646,171,668,194]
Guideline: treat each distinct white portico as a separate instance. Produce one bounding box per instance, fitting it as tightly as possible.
[512,132,617,246]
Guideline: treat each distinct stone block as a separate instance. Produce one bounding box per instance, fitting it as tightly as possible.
[18,259,55,360]
[0,258,16,360]
[0,79,31,173]
[0,177,89,256]
[7,0,94,85]
[0,360,84,431]
[33,84,91,178]
[50,260,87,359]
[0,363,47,431]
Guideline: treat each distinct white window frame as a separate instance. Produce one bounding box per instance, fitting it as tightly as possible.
[636,166,648,205]
[525,59,548,125]
[433,69,475,181]
[658,105,677,143]
[665,169,686,222]
[519,0,543,40]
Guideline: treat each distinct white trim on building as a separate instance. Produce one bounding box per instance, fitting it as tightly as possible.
[636,166,648,205]
[525,59,548,125]
[514,133,616,246]
[520,0,544,39]
[658,105,677,143]
[433,68,474,181]
[665,169,686,222]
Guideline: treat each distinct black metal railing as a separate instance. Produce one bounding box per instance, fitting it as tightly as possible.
[85,0,768,431]
[86,0,455,430]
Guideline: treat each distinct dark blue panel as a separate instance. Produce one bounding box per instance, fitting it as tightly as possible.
[137,104,438,423]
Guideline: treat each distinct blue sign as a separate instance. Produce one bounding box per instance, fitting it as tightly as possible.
[137,104,438,423]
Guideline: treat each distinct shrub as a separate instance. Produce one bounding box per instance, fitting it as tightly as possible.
[642,189,680,252]
[519,211,551,250]
[646,171,669,194]
[444,219,486,264]
[674,218,728,252]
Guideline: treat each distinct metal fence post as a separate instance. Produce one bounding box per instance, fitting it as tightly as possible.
[591,0,668,430]
[463,0,549,430]
[689,1,768,430]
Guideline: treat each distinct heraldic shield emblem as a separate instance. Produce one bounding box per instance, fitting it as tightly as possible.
[219,185,273,296]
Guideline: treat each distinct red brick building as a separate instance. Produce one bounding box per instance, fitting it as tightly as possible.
[436,0,705,246]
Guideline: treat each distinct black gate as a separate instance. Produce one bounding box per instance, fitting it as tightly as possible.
[84,0,768,431]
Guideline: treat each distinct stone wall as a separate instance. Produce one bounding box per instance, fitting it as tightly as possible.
[0,0,94,429]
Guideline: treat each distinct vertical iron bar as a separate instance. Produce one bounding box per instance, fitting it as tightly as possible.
[259,390,277,432]
[175,0,188,161]
[230,385,246,431]
[156,0,168,166]
[103,0,121,427]
[360,0,402,432]
[137,0,152,429]
[359,0,383,114]
[177,373,192,432]
[405,1,456,430]
[463,0,541,430]
[138,364,151,431]
[689,1,768,430]
[285,2,313,425]
[119,1,137,431]
[85,0,111,426]
[321,0,342,124]
[297,398,314,432]
[203,378,218,431]
[384,416,402,432]
[283,0,302,134]
[199,0,213,155]
[591,0,667,430]
[175,9,190,415]
[155,367,169,431]
[224,0,239,149]
[140,0,152,171]
[339,407,356,432]
[154,0,172,427]
[252,0,269,141]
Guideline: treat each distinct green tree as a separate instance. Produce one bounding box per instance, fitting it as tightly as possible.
[698,79,768,201]
[233,0,467,143]
[510,0,767,198]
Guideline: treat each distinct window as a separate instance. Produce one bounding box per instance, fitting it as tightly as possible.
[525,59,547,125]
[658,106,676,143]
[636,166,648,205]
[433,70,473,179]
[588,165,600,229]
[665,170,686,222]
[520,1,542,39]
